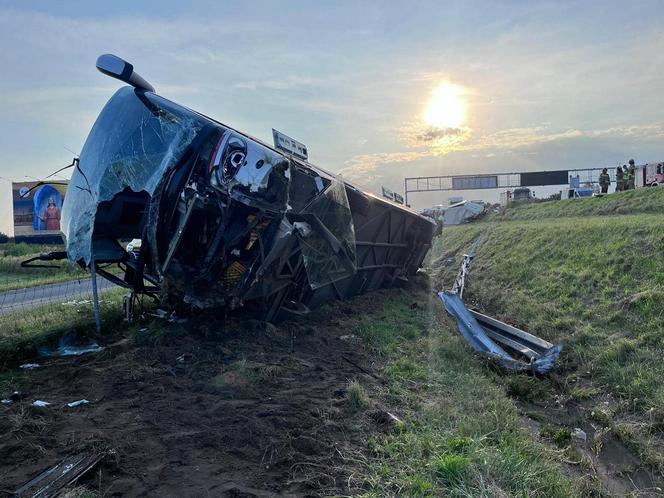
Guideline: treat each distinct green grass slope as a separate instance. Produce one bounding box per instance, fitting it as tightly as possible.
[493,186,664,221]
[432,187,664,472]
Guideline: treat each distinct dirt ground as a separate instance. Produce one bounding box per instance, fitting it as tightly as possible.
[0,292,399,497]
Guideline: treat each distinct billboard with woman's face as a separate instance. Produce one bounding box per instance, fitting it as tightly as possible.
[12,181,68,239]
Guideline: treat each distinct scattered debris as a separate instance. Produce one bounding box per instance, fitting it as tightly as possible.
[13,452,105,498]
[20,363,41,370]
[1,399,12,405]
[370,409,403,430]
[66,399,90,408]
[339,334,357,341]
[61,299,91,306]
[39,342,103,357]
[437,291,563,374]
[421,200,487,228]
[385,411,402,424]
[176,353,192,363]
[38,331,103,358]
[31,400,51,407]
[574,428,587,442]
[150,309,169,319]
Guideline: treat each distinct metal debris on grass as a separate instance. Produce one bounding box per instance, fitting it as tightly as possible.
[13,452,105,498]
[438,235,563,374]
[66,399,90,407]
[438,291,563,374]
[20,363,41,370]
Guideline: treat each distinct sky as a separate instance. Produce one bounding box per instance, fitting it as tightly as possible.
[2,0,664,235]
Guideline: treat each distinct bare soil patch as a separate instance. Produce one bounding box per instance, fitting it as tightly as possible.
[0,291,397,497]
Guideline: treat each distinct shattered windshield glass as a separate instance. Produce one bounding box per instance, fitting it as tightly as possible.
[62,87,207,264]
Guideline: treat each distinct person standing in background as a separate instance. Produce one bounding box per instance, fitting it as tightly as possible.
[599,168,610,194]
[628,159,636,190]
[623,165,630,190]
[616,165,624,191]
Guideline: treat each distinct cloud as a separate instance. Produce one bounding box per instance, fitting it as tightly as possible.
[466,123,664,152]
[463,127,582,151]
[341,122,664,183]
[339,151,431,183]
[400,121,472,153]
[232,76,337,92]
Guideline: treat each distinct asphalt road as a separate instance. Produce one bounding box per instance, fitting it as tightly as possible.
[0,278,118,316]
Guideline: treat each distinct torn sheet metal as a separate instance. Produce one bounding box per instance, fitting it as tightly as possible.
[438,291,562,374]
[58,56,436,322]
[14,452,104,498]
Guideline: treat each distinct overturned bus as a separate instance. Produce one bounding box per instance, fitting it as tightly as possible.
[59,55,435,321]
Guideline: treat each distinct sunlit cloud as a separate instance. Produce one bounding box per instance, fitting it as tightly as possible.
[397,81,473,155]
[400,122,472,153]
[343,122,664,183]
[339,151,431,183]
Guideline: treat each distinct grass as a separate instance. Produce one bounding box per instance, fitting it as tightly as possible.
[431,186,664,472]
[355,295,580,497]
[346,379,368,412]
[0,288,126,367]
[0,242,62,258]
[490,185,664,221]
[0,242,87,292]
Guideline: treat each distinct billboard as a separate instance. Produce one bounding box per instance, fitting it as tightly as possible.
[452,175,498,190]
[520,170,569,187]
[12,181,68,242]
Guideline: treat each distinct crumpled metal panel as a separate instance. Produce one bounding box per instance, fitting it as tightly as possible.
[438,291,562,374]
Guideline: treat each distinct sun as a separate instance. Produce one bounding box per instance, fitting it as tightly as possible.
[423,82,466,129]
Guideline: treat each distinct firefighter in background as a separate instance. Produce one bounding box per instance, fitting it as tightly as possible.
[628,159,636,190]
[599,168,610,194]
[623,165,630,190]
[616,165,624,191]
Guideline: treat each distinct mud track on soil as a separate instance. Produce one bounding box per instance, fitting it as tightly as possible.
[0,291,400,497]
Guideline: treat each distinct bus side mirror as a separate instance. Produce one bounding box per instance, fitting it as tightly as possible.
[96,54,155,93]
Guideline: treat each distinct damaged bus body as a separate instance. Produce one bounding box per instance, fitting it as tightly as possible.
[60,55,435,321]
